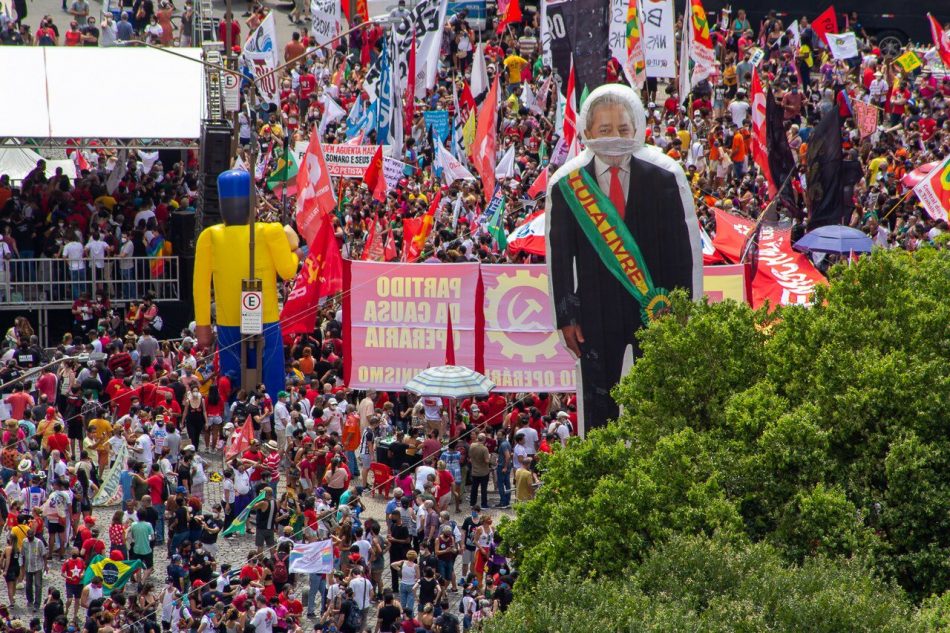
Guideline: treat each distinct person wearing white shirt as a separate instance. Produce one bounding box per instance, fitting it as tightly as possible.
[727,93,751,126]
[250,595,277,633]
[414,463,437,493]
[61,239,86,299]
[512,436,528,471]
[133,430,154,470]
[274,393,292,450]
[346,566,374,618]
[85,234,110,272]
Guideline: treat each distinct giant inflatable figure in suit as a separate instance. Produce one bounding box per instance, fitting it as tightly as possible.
[194,169,301,400]
[546,84,703,435]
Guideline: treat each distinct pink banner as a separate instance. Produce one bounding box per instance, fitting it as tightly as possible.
[344,261,481,391]
[481,265,578,392]
[344,262,753,393]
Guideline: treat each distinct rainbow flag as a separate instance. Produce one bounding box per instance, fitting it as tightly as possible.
[147,235,166,277]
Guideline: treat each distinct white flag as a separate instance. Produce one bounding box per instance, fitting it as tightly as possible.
[318,95,347,135]
[243,13,280,106]
[288,539,334,574]
[787,20,801,50]
[310,0,342,47]
[827,32,858,60]
[472,42,489,98]
[532,75,552,115]
[138,150,159,173]
[436,143,476,185]
[520,82,536,111]
[106,149,127,195]
[494,145,516,179]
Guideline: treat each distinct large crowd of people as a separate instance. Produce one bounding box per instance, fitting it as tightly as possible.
[0,2,949,632]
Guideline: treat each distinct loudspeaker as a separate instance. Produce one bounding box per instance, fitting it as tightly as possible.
[199,122,233,230]
[201,124,233,175]
[169,212,196,256]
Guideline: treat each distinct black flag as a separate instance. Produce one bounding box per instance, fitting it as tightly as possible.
[805,107,844,230]
[545,0,610,96]
[766,89,800,218]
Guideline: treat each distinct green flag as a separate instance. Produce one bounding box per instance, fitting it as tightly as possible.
[266,148,299,191]
[82,555,144,595]
[222,491,267,537]
[579,85,590,110]
[486,187,508,250]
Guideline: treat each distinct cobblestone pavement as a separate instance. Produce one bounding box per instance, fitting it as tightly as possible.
[4,451,513,629]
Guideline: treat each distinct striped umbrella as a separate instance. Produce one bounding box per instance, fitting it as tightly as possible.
[404,365,495,398]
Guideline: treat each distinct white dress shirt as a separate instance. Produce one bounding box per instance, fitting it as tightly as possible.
[592,155,631,205]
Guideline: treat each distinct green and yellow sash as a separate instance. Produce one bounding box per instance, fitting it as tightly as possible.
[557,167,671,323]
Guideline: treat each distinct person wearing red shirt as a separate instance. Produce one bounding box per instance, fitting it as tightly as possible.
[81,529,106,562]
[64,21,82,46]
[3,385,33,419]
[243,441,265,482]
[239,552,262,582]
[62,551,86,621]
[298,69,317,102]
[484,393,507,429]
[36,368,58,405]
[217,16,240,48]
[48,425,71,459]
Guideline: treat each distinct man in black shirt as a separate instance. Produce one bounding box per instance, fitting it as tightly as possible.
[43,588,66,633]
[189,541,215,583]
[387,511,410,590]
[376,592,402,632]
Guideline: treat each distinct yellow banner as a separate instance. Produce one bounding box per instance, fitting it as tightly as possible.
[895,51,922,73]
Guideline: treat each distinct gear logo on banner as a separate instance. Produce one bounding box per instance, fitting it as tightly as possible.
[485,269,561,362]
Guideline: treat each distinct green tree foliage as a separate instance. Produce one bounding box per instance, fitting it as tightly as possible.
[499,248,950,604]
[484,536,913,633]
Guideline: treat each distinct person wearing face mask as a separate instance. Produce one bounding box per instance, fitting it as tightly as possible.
[182,386,208,452]
[546,84,702,435]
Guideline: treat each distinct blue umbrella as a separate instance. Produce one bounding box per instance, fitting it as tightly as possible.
[793,225,872,254]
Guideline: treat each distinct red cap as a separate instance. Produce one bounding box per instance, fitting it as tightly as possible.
[193,579,205,588]
[46,407,56,417]
[110,549,124,561]
[84,516,96,525]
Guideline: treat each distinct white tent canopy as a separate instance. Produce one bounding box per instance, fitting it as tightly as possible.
[0,146,76,182]
[0,47,205,142]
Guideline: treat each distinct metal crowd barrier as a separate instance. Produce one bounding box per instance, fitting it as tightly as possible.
[0,255,180,305]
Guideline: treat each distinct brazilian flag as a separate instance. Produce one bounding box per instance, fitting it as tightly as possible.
[222,491,267,537]
[82,555,144,595]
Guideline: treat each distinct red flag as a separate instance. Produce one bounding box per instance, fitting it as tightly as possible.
[280,219,343,334]
[812,6,837,46]
[929,14,950,68]
[224,416,254,461]
[473,77,500,197]
[402,190,442,262]
[564,58,578,153]
[401,217,422,262]
[711,207,755,263]
[444,310,456,365]
[750,68,774,194]
[751,226,826,310]
[363,145,387,202]
[496,0,522,34]
[362,217,384,261]
[405,31,417,131]
[295,127,337,246]
[383,229,397,261]
[527,167,548,198]
[459,82,476,117]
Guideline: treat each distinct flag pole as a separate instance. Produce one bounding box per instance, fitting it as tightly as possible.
[739,167,797,264]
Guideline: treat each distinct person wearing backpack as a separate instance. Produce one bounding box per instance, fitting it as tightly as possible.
[271,545,290,592]
[337,585,362,633]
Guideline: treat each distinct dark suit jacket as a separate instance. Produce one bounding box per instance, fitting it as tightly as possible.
[547,150,700,339]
